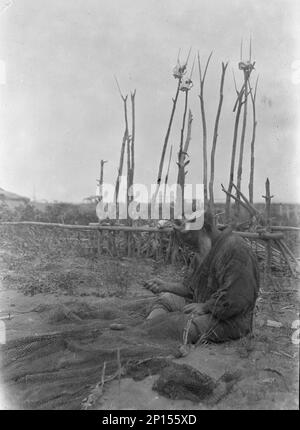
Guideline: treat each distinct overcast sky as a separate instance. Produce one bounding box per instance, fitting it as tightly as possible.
[0,0,299,203]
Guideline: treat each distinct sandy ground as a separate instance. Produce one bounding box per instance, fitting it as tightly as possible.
[97,274,299,410]
[0,248,299,410]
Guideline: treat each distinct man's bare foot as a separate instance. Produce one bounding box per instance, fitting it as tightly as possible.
[144,278,166,294]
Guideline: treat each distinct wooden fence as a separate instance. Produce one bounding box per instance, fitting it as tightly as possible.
[0,221,298,276]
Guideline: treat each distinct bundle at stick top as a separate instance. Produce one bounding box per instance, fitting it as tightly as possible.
[172,49,189,80]
[152,48,193,206]
[180,78,194,92]
[238,61,255,75]
[173,61,187,79]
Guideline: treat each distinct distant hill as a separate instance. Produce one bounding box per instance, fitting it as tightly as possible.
[0,188,30,208]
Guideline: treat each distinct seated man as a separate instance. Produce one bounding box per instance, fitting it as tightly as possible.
[144,211,260,344]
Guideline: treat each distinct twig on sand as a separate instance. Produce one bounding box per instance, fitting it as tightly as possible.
[272,350,295,360]
[180,315,194,355]
[81,361,108,410]
[117,348,121,407]
[101,361,107,389]
[262,367,290,391]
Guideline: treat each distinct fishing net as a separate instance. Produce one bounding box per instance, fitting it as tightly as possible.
[125,357,240,404]
[0,298,187,410]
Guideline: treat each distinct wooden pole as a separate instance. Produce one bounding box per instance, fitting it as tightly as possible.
[97,160,108,202]
[248,76,259,204]
[263,179,273,229]
[115,118,128,207]
[231,181,263,222]
[209,62,228,214]
[0,221,285,239]
[128,90,136,214]
[130,90,136,189]
[179,90,189,157]
[152,51,192,207]
[198,51,213,208]
[262,178,274,275]
[177,109,193,216]
[177,92,190,217]
[163,144,173,203]
[152,78,182,206]
[225,79,244,222]
[125,90,136,256]
[235,71,248,217]
[235,54,255,217]
[271,226,300,232]
[126,136,131,222]
[222,184,256,217]
[125,98,133,253]
[114,80,129,219]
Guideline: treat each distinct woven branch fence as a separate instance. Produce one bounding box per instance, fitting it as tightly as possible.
[0,221,298,277]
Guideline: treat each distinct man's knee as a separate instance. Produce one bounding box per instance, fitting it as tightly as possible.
[159,292,182,304]
[187,314,212,343]
[190,313,252,343]
[152,292,186,313]
[145,312,191,341]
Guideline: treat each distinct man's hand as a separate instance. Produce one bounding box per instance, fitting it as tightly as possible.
[144,278,167,294]
[183,303,207,316]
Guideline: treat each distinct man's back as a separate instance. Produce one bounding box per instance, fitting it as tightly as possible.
[189,230,260,319]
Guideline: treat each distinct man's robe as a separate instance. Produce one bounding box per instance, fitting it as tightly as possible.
[150,229,260,343]
[188,228,260,321]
